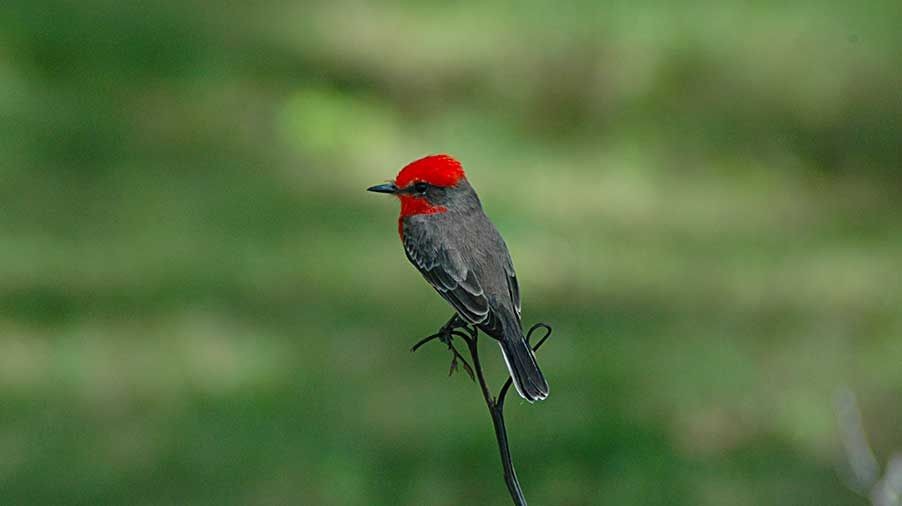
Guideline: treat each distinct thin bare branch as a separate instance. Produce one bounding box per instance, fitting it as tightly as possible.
[412,316,553,506]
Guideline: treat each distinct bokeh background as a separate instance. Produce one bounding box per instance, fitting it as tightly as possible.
[2,1,901,505]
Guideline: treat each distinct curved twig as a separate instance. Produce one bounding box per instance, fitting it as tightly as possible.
[412,318,553,506]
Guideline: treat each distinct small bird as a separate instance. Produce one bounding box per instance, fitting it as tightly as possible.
[368,154,549,402]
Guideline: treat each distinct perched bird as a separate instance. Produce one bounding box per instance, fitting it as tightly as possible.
[367,154,549,402]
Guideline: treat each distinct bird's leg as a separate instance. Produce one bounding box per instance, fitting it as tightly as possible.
[410,314,475,381]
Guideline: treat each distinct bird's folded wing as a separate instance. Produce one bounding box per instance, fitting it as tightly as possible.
[403,233,491,326]
[504,255,521,320]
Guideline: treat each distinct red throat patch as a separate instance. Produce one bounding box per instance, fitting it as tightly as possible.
[397,196,447,236]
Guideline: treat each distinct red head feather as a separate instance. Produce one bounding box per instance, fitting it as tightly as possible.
[393,154,466,231]
[395,154,466,189]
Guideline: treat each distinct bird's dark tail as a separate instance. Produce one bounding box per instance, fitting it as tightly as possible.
[499,335,549,402]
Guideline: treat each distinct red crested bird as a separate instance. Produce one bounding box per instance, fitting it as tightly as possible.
[368,154,549,402]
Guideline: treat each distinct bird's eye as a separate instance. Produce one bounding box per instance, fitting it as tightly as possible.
[413,182,429,193]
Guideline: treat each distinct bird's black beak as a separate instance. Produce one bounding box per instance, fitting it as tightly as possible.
[367,182,398,194]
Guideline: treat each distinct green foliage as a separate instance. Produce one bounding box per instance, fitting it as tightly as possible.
[1,1,900,504]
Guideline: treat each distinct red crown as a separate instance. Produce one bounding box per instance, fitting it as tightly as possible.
[395,154,466,188]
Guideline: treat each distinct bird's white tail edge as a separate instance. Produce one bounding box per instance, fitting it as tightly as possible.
[498,340,549,403]
[498,342,530,403]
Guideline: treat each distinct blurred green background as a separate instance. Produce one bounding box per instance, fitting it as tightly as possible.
[1,1,901,505]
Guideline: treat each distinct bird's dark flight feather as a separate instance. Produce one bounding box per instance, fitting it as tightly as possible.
[403,233,494,328]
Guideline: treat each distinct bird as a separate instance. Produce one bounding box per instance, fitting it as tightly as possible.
[367,154,549,402]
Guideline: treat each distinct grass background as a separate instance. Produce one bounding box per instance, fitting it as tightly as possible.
[1,1,901,504]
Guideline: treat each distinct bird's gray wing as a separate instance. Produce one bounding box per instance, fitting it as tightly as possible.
[505,260,521,320]
[495,231,521,321]
[403,231,490,325]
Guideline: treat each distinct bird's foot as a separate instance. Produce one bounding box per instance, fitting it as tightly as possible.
[410,314,475,381]
[410,314,467,352]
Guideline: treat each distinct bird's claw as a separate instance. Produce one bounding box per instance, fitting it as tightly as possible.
[411,315,476,382]
[410,314,466,352]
